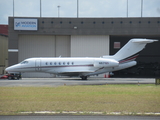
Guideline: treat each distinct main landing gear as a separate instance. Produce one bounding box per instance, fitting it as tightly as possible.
[80,76,87,80]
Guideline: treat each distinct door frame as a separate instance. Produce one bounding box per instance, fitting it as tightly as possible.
[35,59,41,71]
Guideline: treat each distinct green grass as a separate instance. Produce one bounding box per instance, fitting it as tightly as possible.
[0,84,160,115]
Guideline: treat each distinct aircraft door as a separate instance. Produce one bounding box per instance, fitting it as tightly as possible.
[35,59,41,71]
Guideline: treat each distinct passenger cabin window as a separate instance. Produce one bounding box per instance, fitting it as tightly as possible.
[20,61,28,64]
[44,61,75,66]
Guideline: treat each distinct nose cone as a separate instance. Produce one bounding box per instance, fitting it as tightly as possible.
[5,64,20,73]
[5,66,14,73]
[5,67,9,72]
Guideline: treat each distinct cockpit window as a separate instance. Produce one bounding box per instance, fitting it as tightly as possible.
[20,61,29,64]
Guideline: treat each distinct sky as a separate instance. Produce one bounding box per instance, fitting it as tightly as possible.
[0,0,160,24]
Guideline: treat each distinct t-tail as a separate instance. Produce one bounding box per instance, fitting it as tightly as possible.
[105,38,158,63]
[102,38,158,72]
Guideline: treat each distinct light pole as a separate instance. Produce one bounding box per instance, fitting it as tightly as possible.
[77,0,79,18]
[57,5,60,17]
[13,0,14,17]
[40,0,41,17]
[141,0,143,17]
[127,0,128,17]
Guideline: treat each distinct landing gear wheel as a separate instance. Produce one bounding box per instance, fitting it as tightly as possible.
[8,76,12,80]
[81,76,87,80]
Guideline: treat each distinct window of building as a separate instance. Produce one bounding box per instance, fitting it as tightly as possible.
[114,42,121,49]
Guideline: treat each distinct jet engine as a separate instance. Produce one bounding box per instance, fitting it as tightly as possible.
[94,58,119,68]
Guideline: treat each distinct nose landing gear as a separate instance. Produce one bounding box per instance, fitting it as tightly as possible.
[7,73,22,80]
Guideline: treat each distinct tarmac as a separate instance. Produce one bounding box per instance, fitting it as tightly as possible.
[0,77,156,87]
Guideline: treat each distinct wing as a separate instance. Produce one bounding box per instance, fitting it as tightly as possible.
[57,69,95,77]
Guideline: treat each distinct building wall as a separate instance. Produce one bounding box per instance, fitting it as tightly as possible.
[71,35,109,57]
[55,36,70,57]
[0,35,8,74]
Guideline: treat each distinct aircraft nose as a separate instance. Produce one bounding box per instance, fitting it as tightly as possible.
[5,66,12,72]
[5,64,20,73]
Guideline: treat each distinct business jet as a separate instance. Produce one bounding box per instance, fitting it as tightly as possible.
[5,38,158,80]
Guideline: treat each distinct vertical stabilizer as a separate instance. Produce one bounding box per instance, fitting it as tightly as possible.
[112,38,158,63]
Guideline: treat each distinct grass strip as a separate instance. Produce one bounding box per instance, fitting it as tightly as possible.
[0,84,160,115]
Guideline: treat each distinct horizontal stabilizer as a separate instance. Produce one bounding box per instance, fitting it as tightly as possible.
[132,39,158,43]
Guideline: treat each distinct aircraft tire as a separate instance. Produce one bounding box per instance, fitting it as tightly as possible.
[8,76,12,80]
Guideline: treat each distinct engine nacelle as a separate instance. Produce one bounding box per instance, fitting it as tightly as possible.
[94,58,119,68]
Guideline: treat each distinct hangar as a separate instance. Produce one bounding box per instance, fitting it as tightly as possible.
[8,17,160,78]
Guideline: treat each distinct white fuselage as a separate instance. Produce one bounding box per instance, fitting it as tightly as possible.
[5,57,137,77]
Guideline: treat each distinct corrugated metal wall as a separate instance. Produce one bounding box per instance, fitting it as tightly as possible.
[55,36,70,57]
[18,35,70,77]
[71,35,109,57]
[19,35,56,62]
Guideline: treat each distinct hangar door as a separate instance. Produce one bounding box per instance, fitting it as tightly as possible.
[18,35,70,77]
[71,35,109,57]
